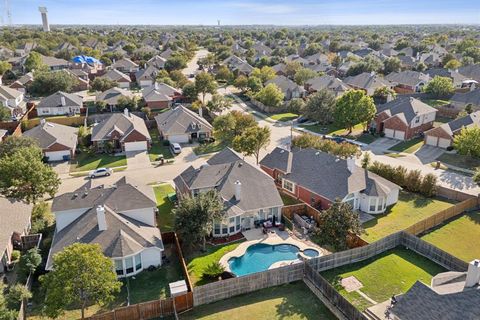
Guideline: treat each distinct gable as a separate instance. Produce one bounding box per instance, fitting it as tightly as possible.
[383,115,408,129]
[123,129,148,142]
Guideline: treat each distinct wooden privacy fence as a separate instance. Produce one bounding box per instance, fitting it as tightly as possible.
[84,292,193,320]
[161,231,193,291]
[281,203,323,226]
[404,196,479,236]
[304,263,368,320]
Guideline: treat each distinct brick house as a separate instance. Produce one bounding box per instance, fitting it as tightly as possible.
[142,82,182,110]
[372,97,437,140]
[385,70,431,93]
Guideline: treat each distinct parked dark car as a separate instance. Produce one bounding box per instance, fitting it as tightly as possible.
[296,116,309,124]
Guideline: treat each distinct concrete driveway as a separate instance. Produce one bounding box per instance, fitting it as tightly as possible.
[126,151,152,169]
[414,145,445,164]
[51,161,71,175]
[368,138,400,154]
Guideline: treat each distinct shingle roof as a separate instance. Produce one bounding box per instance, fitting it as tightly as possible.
[101,69,131,83]
[450,89,480,106]
[154,105,212,136]
[0,197,32,257]
[436,111,480,136]
[23,121,78,150]
[40,55,69,67]
[96,87,134,105]
[142,83,180,102]
[0,85,23,100]
[207,148,243,165]
[344,72,393,91]
[458,64,480,82]
[385,71,431,87]
[376,97,437,124]
[266,75,305,95]
[91,112,150,142]
[111,58,139,70]
[37,91,82,109]
[306,75,350,93]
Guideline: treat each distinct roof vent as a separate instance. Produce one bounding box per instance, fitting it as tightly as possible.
[280,149,285,153]
[315,151,320,155]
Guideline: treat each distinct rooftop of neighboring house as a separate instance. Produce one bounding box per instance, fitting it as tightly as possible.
[376,97,437,124]
[431,111,480,136]
[91,110,150,142]
[47,177,161,269]
[40,54,70,68]
[96,87,134,106]
[260,147,400,201]
[37,91,83,108]
[174,148,283,216]
[458,64,480,82]
[12,72,34,86]
[425,68,468,83]
[154,105,212,134]
[266,75,305,94]
[344,72,393,91]
[142,82,181,102]
[0,85,23,100]
[0,197,32,257]
[101,69,132,83]
[111,57,139,70]
[135,65,159,81]
[23,121,78,150]
[305,75,350,93]
[385,70,431,87]
[450,89,480,106]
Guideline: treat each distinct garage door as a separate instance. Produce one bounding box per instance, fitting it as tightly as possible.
[394,130,405,140]
[124,141,148,151]
[384,129,394,138]
[168,134,189,144]
[45,150,70,162]
[438,138,451,149]
[425,135,438,146]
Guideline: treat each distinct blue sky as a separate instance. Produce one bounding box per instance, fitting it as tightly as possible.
[10,0,480,25]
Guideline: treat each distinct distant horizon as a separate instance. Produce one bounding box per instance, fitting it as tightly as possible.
[8,0,480,26]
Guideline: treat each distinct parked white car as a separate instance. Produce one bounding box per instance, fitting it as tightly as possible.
[170,143,182,154]
[89,167,113,178]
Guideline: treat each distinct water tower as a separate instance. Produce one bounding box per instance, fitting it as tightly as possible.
[38,7,50,32]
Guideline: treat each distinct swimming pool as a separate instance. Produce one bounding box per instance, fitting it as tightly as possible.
[228,243,319,276]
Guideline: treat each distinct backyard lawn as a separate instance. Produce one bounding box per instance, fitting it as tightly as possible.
[185,241,244,286]
[437,153,480,171]
[362,191,456,243]
[281,193,301,206]
[421,211,480,262]
[70,152,127,172]
[388,137,424,154]
[268,112,298,122]
[153,184,176,232]
[180,282,336,320]
[149,130,174,162]
[421,99,449,108]
[321,248,445,311]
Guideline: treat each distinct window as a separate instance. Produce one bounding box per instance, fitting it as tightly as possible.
[222,224,228,234]
[283,179,294,193]
[377,197,384,211]
[229,225,235,233]
[115,259,123,276]
[259,209,265,220]
[125,257,134,274]
[369,198,376,212]
[415,117,420,124]
[214,223,221,235]
[236,216,241,231]
[135,253,142,271]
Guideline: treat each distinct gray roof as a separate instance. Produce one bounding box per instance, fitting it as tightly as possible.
[0,85,23,100]
[260,147,399,201]
[91,112,150,142]
[37,91,83,109]
[436,111,480,136]
[344,72,393,91]
[450,89,480,107]
[23,121,78,150]
[40,55,69,68]
[391,281,480,320]
[96,87,134,106]
[458,64,480,82]
[385,71,431,87]
[135,65,159,81]
[266,75,305,95]
[111,58,139,70]
[142,83,180,102]
[376,97,437,124]
[154,105,212,136]
[425,68,468,85]
[0,197,32,255]
[207,148,243,165]
[101,69,131,83]
[306,75,350,94]
[175,151,283,215]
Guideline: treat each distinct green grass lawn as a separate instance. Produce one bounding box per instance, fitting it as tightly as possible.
[193,141,227,155]
[149,130,174,162]
[153,184,176,232]
[70,152,127,172]
[185,241,244,286]
[321,248,446,311]
[281,193,301,206]
[362,191,456,243]
[180,282,336,320]
[421,211,480,262]
[437,153,480,171]
[300,123,364,136]
[389,137,424,154]
[421,99,449,108]
[269,112,298,122]
[355,133,378,144]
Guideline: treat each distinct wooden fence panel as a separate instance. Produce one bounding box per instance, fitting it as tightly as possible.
[113,305,139,320]
[175,291,194,312]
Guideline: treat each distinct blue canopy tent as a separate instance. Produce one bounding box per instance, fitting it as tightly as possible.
[72,55,102,65]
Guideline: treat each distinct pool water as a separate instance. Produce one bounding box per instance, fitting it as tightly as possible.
[303,249,320,257]
[228,243,318,276]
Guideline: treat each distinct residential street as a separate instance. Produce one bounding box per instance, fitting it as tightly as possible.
[182,48,209,78]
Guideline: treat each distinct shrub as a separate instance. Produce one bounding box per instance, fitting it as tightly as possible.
[6,284,32,310]
[11,250,20,262]
[202,262,225,280]
[420,174,438,197]
[473,168,480,186]
[30,202,50,234]
[292,134,361,159]
[405,170,422,193]
[18,248,42,279]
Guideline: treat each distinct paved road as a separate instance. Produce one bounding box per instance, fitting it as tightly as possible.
[182,48,209,78]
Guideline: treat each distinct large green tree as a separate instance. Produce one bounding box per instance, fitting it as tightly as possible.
[0,104,11,121]
[0,61,12,75]
[91,77,117,92]
[334,90,376,134]
[206,94,232,113]
[40,243,122,320]
[213,110,256,143]
[174,190,225,251]
[24,52,46,72]
[302,89,336,124]
[233,75,248,92]
[195,72,217,106]
[453,127,480,158]
[311,199,363,250]
[254,83,284,108]
[28,71,79,96]
[294,68,317,85]
[383,57,402,74]
[233,125,271,164]
[251,66,276,84]
[423,76,455,99]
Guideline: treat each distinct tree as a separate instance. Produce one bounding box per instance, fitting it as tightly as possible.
[207,94,232,113]
[373,86,396,104]
[423,76,455,99]
[416,62,427,72]
[302,89,336,124]
[0,142,60,203]
[383,57,402,74]
[213,110,256,143]
[311,199,363,250]
[117,96,138,111]
[195,72,217,106]
[473,168,480,186]
[294,68,317,85]
[202,262,225,280]
[292,134,361,159]
[182,82,198,102]
[24,52,46,72]
[444,59,461,70]
[215,65,233,83]
[164,55,187,72]
[233,75,248,92]
[453,127,480,158]
[254,83,284,108]
[169,70,188,88]
[40,243,122,320]
[334,90,376,134]
[174,190,225,251]
[246,76,263,93]
[28,71,79,96]
[95,100,108,113]
[233,126,271,164]
[361,152,371,168]
[0,104,10,121]
[251,66,276,84]
[346,55,383,76]
[5,284,32,310]
[0,136,38,158]
[18,248,42,278]
[198,53,216,70]
[91,77,117,92]
[0,61,12,75]
[285,61,302,78]
[286,98,305,114]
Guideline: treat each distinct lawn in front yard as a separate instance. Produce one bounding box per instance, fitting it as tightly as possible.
[300,123,364,136]
[437,153,480,171]
[388,137,423,154]
[321,248,446,311]
[180,282,336,320]
[153,183,176,232]
[193,140,227,155]
[362,191,456,243]
[421,211,480,262]
[185,241,244,286]
[268,112,298,122]
[70,152,127,172]
[149,129,174,162]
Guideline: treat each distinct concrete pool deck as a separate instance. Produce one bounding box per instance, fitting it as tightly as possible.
[219,228,329,273]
